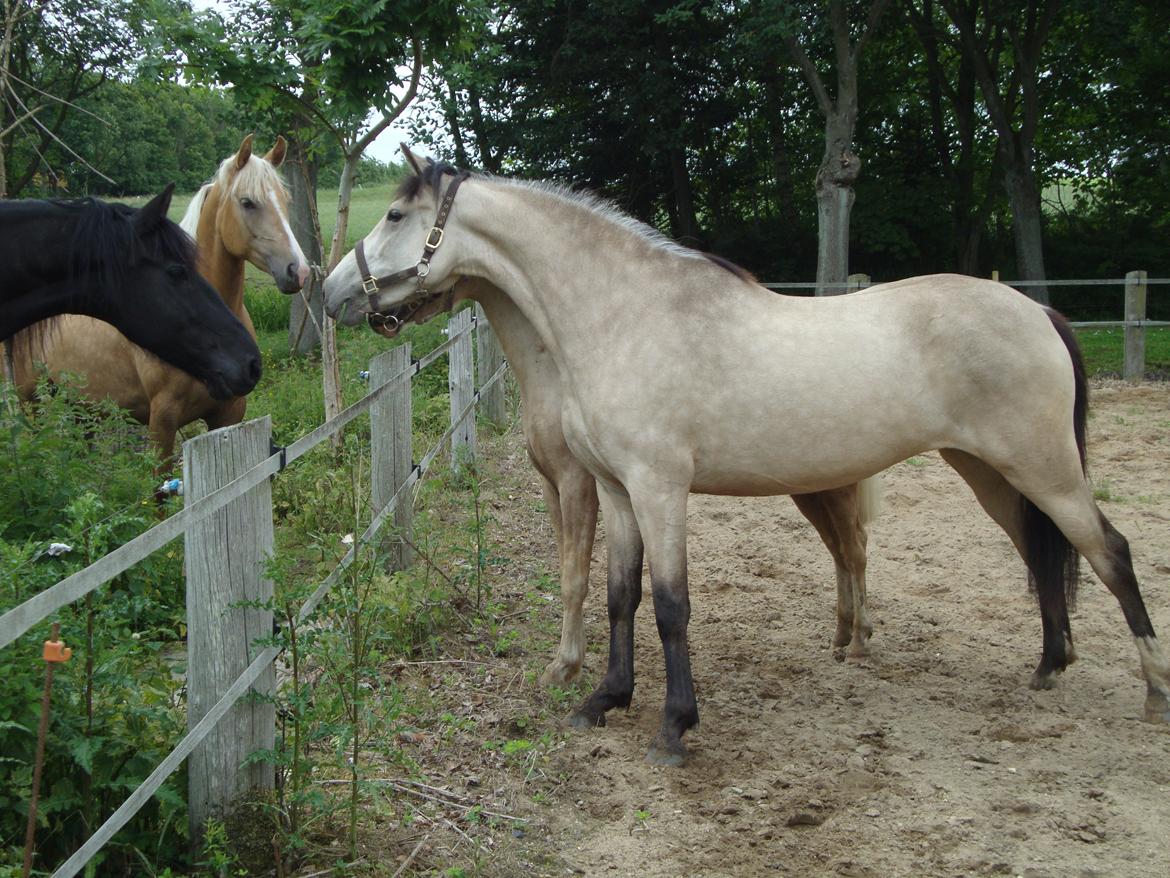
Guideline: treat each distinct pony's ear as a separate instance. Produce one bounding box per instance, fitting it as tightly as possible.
[401,143,426,176]
[236,133,255,169]
[264,135,288,168]
[134,183,176,233]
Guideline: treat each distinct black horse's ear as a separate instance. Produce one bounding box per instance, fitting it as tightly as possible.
[134,183,176,233]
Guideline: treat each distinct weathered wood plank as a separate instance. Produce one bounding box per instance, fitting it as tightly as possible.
[1124,270,1148,382]
[183,417,275,842]
[371,344,414,570]
[448,310,477,468]
[475,304,506,427]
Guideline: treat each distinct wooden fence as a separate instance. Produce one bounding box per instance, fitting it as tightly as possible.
[0,310,508,877]
[763,271,1169,381]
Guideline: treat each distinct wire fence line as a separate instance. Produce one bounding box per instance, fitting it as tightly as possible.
[0,311,509,877]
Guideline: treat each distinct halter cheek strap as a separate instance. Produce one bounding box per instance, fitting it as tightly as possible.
[355,171,470,328]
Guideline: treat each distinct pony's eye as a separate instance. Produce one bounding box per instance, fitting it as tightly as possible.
[240,197,256,210]
[165,264,187,281]
[387,208,403,222]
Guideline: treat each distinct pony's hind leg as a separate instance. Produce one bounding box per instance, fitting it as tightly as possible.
[1013,476,1169,723]
[791,485,872,658]
[539,467,600,686]
[939,449,1076,690]
[1085,510,1170,723]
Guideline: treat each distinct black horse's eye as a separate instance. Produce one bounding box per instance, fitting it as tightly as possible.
[165,264,187,280]
[240,197,256,210]
[387,208,403,222]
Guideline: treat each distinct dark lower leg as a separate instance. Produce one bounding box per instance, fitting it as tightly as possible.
[571,541,642,727]
[646,584,698,765]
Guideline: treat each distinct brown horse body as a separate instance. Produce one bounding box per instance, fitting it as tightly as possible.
[9,136,307,462]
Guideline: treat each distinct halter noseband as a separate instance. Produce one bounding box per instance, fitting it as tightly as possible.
[355,170,470,336]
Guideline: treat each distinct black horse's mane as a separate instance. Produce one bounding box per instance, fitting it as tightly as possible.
[66,197,198,293]
[4,196,197,356]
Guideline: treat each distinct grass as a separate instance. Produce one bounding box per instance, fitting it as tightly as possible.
[1074,326,1170,377]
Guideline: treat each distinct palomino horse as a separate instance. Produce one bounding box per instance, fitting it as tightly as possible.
[324,153,1170,766]
[0,187,260,398]
[8,136,307,462]
[356,264,878,684]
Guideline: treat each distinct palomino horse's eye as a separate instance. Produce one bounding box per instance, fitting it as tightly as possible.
[240,197,256,210]
[387,209,403,223]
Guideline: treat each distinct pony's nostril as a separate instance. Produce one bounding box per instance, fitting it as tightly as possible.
[248,356,262,383]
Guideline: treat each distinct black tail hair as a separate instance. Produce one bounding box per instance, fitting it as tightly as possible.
[1022,309,1087,612]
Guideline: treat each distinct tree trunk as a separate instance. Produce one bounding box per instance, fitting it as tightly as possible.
[287,133,324,355]
[1002,153,1049,303]
[815,112,860,296]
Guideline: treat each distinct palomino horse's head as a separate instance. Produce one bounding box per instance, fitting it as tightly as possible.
[324,145,466,336]
[188,134,310,293]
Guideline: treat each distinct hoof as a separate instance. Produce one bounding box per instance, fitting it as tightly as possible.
[832,623,852,649]
[540,661,580,687]
[645,735,687,767]
[1144,691,1170,724]
[568,710,605,730]
[846,641,871,660]
[1029,669,1059,691]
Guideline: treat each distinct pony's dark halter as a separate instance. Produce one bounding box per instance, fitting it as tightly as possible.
[355,170,470,336]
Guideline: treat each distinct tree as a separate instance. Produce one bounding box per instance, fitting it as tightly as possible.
[939,0,1063,302]
[766,0,893,294]
[0,0,168,198]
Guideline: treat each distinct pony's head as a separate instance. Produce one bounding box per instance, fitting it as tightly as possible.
[324,145,467,335]
[185,134,310,293]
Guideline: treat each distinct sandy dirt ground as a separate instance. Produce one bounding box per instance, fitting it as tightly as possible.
[375,380,1169,878]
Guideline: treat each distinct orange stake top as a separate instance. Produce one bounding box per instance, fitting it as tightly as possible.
[43,639,72,663]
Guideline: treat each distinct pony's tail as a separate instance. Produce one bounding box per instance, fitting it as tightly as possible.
[857,474,883,528]
[1022,309,1087,613]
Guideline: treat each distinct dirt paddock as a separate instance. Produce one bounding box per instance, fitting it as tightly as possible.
[390,380,1170,877]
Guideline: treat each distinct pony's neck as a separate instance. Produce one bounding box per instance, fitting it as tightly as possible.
[454,182,688,370]
[195,186,249,322]
[459,279,547,390]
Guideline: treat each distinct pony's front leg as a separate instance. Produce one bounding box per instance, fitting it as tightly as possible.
[631,483,698,766]
[570,486,643,727]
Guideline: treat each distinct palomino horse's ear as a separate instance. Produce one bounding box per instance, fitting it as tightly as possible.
[264,135,288,168]
[235,133,255,170]
[401,143,426,176]
[133,182,176,233]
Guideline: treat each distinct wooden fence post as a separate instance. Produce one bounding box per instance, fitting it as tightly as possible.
[370,344,414,570]
[475,304,506,427]
[183,418,275,843]
[847,273,870,292]
[1124,270,1148,383]
[448,309,477,468]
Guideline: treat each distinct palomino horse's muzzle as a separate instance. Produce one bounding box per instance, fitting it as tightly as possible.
[354,170,470,338]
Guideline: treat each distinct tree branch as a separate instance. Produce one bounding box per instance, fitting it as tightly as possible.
[352,36,422,155]
[782,31,834,118]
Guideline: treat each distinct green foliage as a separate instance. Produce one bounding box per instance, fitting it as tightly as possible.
[0,387,189,871]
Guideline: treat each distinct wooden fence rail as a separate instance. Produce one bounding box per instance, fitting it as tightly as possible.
[0,310,509,877]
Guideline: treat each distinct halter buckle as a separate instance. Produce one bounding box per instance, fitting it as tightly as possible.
[361,276,380,296]
[425,227,444,250]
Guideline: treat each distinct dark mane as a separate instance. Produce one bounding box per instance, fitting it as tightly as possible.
[69,198,197,292]
[6,197,197,357]
[396,160,466,203]
[702,252,758,284]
